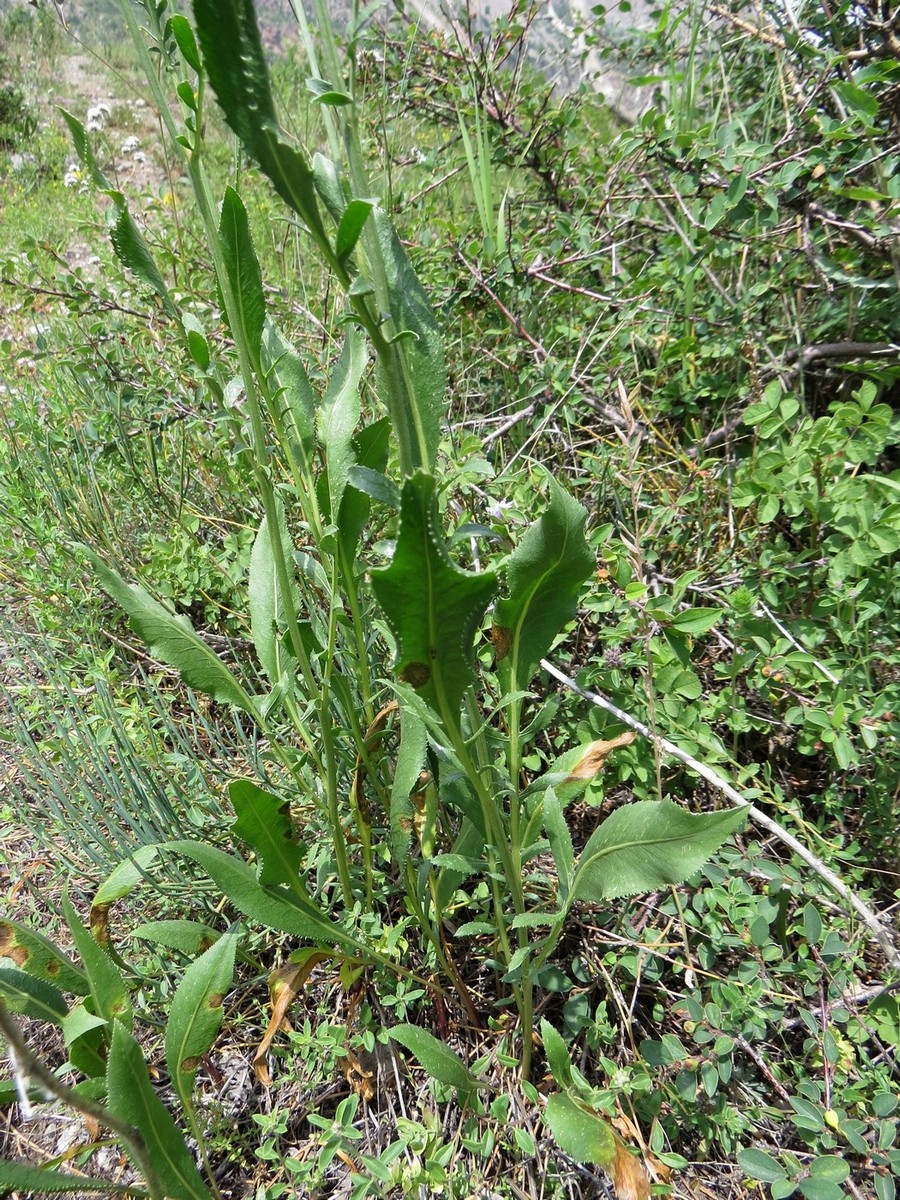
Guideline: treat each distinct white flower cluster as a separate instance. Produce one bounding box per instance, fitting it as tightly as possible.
[63,162,88,191]
[120,135,141,154]
[86,102,111,132]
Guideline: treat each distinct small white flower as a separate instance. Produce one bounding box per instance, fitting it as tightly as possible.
[487,499,513,521]
[86,102,111,131]
[63,162,82,188]
[120,135,141,154]
[132,151,147,164]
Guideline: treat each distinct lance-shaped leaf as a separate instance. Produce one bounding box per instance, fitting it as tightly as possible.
[218,186,266,367]
[0,920,87,995]
[230,779,305,886]
[80,547,256,715]
[390,701,428,870]
[544,1094,616,1168]
[336,198,375,263]
[338,417,391,563]
[165,841,354,951]
[372,210,445,473]
[91,845,159,947]
[371,473,498,721]
[571,800,748,903]
[542,788,574,904]
[107,1023,211,1200]
[0,1161,144,1196]
[262,320,317,465]
[192,0,330,252]
[248,499,301,688]
[166,924,240,1110]
[388,1023,481,1097]
[318,326,366,526]
[63,893,132,1029]
[59,110,177,319]
[0,968,67,1025]
[493,475,594,689]
[131,921,221,957]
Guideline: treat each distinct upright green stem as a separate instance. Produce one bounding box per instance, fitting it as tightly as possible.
[119,0,355,907]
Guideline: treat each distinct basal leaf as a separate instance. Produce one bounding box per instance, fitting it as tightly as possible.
[0,919,87,995]
[388,1023,480,1095]
[229,779,305,886]
[0,967,67,1024]
[81,547,255,714]
[130,921,222,957]
[571,800,748,903]
[218,186,266,367]
[107,1023,211,1200]
[544,1094,616,1167]
[371,472,497,721]
[165,924,240,1109]
[540,1019,573,1090]
[493,475,594,689]
[91,845,159,946]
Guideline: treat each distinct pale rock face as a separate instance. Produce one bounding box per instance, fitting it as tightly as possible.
[388,0,661,122]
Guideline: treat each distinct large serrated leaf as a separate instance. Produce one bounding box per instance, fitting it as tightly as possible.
[192,0,329,249]
[571,800,748,903]
[107,1023,211,1200]
[165,924,240,1110]
[0,920,87,995]
[493,475,594,689]
[165,841,353,949]
[544,1094,616,1167]
[229,779,305,886]
[371,472,497,721]
[248,499,300,687]
[372,210,446,472]
[81,547,255,714]
[218,186,266,366]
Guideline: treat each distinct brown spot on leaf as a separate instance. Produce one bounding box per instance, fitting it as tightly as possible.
[90,903,111,946]
[180,1056,201,1074]
[0,924,27,967]
[400,661,430,688]
[208,993,224,1009]
[491,624,512,662]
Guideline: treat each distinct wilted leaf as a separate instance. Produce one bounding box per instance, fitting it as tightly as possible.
[563,733,636,784]
[253,952,332,1085]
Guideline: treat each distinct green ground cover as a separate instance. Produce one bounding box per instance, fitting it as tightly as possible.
[0,1,898,1198]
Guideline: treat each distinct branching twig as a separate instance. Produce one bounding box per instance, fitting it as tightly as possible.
[541,658,900,973]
